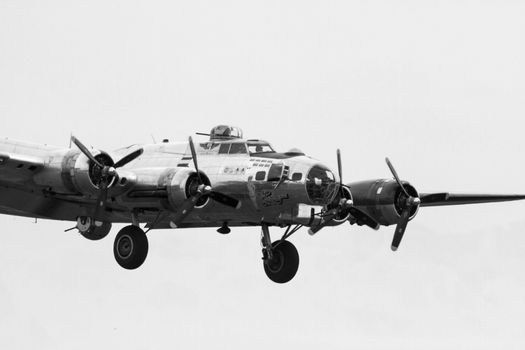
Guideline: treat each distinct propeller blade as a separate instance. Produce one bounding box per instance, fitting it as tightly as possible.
[93,181,109,220]
[188,136,203,184]
[391,206,411,251]
[385,157,410,197]
[337,149,343,187]
[209,191,241,209]
[390,197,420,251]
[188,138,239,210]
[114,148,144,168]
[71,136,103,168]
[336,148,346,198]
[170,193,205,227]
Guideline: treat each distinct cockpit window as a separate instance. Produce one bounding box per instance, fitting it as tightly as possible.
[306,165,337,204]
[219,143,231,154]
[229,143,248,154]
[248,143,275,155]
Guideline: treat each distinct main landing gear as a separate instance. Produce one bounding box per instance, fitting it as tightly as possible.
[261,224,300,284]
[113,225,149,270]
[71,217,149,269]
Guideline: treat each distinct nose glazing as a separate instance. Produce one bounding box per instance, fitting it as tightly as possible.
[306,165,337,205]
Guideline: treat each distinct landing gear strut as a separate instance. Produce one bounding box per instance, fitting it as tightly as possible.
[113,225,149,270]
[261,224,300,284]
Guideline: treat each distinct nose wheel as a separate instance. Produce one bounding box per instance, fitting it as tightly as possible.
[261,224,300,283]
[113,225,149,270]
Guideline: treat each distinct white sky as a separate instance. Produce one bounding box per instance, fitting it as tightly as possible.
[1,0,525,349]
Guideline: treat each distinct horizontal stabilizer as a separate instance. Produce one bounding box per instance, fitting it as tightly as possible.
[419,193,525,207]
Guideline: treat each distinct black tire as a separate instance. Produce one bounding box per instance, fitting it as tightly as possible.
[81,222,112,241]
[113,225,149,270]
[263,240,299,284]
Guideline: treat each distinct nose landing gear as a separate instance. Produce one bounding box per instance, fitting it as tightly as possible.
[261,224,300,284]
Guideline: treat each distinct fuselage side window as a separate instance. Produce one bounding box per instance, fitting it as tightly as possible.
[291,172,303,181]
[268,163,283,181]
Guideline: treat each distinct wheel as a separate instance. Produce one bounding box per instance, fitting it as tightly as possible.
[263,240,299,284]
[113,225,149,270]
[80,222,112,241]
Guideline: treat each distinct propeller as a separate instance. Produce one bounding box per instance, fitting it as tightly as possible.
[170,137,241,227]
[335,149,352,208]
[308,149,356,235]
[385,157,421,251]
[337,149,343,194]
[335,150,381,230]
[71,136,144,220]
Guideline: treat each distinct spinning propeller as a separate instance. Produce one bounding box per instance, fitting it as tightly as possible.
[385,157,421,251]
[71,136,144,219]
[170,137,241,227]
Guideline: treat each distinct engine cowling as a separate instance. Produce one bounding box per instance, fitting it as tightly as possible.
[166,168,211,211]
[349,179,420,226]
[61,150,136,197]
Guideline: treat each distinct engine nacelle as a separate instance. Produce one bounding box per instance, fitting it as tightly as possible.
[349,179,419,226]
[60,150,114,196]
[166,168,211,211]
[61,150,136,197]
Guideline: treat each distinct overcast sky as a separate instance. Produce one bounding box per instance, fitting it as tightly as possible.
[1,0,525,349]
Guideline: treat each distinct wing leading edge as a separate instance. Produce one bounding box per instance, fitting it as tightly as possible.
[419,193,525,207]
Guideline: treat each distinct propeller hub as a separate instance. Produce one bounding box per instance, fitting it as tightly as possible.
[410,197,421,206]
[106,167,117,177]
[341,198,353,209]
[401,196,421,209]
[198,184,212,194]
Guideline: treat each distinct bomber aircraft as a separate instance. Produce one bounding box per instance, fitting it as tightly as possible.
[1,125,524,283]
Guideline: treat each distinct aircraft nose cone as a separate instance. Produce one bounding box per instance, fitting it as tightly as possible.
[306,164,338,205]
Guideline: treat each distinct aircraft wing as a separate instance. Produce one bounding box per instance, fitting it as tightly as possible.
[0,152,45,184]
[419,192,525,207]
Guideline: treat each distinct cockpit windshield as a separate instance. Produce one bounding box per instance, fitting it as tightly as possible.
[248,143,275,155]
